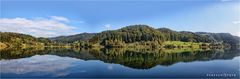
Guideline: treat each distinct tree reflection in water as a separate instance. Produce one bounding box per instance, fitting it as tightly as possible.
[0,47,239,69]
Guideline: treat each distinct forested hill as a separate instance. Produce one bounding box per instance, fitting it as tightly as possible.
[195,32,240,46]
[88,25,239,47]
[1,25,239,48]
[0,32,51,48]
[50,33,96,43]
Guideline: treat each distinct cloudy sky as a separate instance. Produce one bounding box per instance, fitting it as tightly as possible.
[0,0,240,37]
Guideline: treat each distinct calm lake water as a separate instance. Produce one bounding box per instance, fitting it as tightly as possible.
[0,48,239,78]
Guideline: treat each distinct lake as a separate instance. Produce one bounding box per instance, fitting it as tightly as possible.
[0,48,239,78]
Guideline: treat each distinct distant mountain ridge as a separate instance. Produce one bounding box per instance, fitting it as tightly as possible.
[50,33,96,43]
[195,32,240,46]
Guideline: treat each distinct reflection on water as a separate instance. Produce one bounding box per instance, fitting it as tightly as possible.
[0,48,239,78]
[1,55,79,77]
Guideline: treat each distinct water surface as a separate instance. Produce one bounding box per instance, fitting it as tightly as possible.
[0,48,239,78]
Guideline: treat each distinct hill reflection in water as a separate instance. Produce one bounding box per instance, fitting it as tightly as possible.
[1,48,239,69]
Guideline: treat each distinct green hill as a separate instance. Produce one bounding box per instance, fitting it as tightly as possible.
[88,25,239,47]
[1,24,239,48]
[50,33,96,43]
[0,32,47,48]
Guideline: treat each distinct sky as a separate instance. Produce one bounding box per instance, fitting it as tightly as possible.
[0,0,240,37]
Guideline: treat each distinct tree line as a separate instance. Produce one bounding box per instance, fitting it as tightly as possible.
[1,25,239,48]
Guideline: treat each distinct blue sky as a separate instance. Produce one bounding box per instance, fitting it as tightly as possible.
[0,0,240,37]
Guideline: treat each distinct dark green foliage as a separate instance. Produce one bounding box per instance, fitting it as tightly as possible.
[0,32,44,47]
[1,25,239,48]
[89,25,165,46]
[49,25,238,47]
[50,33,96,43]
[89,25,223,46]
[157,28,213,42]
[37,37,52,45]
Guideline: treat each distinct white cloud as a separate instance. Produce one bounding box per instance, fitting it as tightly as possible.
[233,20,240,24]
[237,32,240,36]
[0,55,79,76]
[107,65,113,70]
[50,16,69,22]
[104,24,111,30]
[0,17,78,37]
[74,20,85,23]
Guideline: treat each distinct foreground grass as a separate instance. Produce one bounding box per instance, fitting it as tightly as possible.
[162,41,210,48]
[112,41,211,49]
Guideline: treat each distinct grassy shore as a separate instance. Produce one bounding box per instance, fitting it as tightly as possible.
[0,42,7,49]
[0,41,224,50]
[104,41,215,49]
